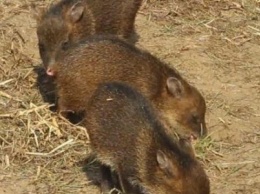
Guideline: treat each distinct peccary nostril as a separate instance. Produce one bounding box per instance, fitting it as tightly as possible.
[46,67,55,76]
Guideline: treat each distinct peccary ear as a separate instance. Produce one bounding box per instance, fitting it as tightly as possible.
[68,2,85,23]
[157,150,177,177]
[157,150,169,169]
[166,77,184,98]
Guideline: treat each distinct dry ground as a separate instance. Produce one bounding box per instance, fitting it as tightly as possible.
[0,0,259,193]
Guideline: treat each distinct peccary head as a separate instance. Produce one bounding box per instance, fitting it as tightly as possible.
[148,150,209,194]
[36,1,87,74]
[159,77,207,139]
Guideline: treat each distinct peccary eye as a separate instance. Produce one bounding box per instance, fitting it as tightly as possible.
[61,40,69,50]
[191,114,200,124]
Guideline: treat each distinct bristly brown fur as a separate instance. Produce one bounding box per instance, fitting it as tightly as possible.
[84,82,210,194]
[53,35,208,138]
[36,0,142,68]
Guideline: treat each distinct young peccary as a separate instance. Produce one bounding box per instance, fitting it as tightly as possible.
[36,0,142,69]
[84,82,210,194]
[50,36,207,139]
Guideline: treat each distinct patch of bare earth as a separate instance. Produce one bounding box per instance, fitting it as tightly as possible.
[0,0,259,193]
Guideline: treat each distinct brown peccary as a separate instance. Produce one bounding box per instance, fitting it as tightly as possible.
[36,0,142,70]
[50,36,207,139]
[83,82,210,194]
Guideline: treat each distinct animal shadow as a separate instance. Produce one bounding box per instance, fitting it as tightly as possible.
[33,66,83,124]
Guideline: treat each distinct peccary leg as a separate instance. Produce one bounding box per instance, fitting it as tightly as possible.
[117,164,140,194]
[117,171,127,193]
[100,165,117,193]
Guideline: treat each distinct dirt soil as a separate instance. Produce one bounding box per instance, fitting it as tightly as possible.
[0,0,259,193]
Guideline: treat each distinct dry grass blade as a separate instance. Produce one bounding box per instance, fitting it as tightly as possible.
[25,139,75,157]
[0,90,12,99]
[0,79,14,86]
